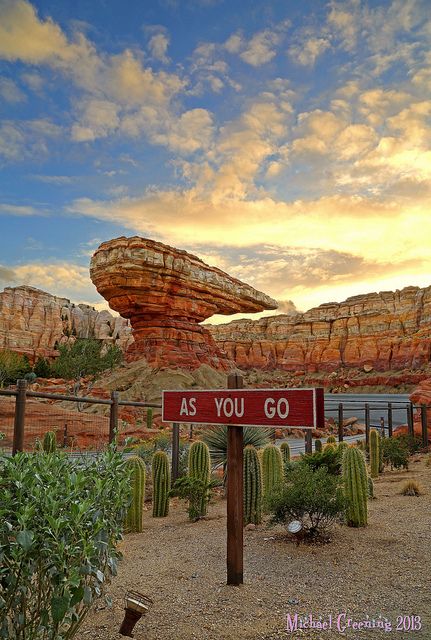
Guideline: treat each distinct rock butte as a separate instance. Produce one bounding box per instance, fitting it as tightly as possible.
[209,285,431,373]
[90,236,277,370]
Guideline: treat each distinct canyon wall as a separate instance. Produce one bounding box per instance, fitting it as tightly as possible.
[208,286,431,372]
[0,285,132,362]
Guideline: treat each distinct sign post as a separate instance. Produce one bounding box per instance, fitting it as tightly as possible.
[162,383,324,586]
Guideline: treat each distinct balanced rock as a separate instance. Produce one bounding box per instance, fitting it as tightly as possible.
[90,236,277,370]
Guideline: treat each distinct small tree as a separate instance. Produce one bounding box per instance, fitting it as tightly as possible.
[51,339,122,384]
[0,350,31,388]
[33,357,51,378]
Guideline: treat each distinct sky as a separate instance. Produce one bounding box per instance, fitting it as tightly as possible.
[0,0,430,323]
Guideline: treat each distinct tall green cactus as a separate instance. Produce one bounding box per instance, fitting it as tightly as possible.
[326,435,337,444]
[124,455,146,533]
[262,444,283,498]
[338,441,349,455]
[343,447,368,527]
[280,442,291,464]
[188,440,211,517]
[152,451,170,517]
[314,439,323,452]
[146,407,153,429]
[42,430,57,453]
[369,429,380,478]
[243,445,262,525]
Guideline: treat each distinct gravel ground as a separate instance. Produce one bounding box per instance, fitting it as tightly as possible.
[81,457,430,640]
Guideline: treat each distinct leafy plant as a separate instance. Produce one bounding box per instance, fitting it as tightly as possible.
[33,357,52,378]
[0,448,130,639]
[381,438,409,470]
[0,350,31,388]
[51,339,122,383]
[170,476,217,521]
[395,434,423,454]
[266,465,346,542]
[300,446,342,476]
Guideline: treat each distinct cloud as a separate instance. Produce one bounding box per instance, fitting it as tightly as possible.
[0,118,62,164]
[0,266,17,282]
[288,36,330,66]
[0,203,44,216]
[148,33,170,62]
[0,77,26,103]
[239,30,281,67]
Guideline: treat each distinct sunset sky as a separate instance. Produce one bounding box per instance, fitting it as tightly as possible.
[0,0,430,322]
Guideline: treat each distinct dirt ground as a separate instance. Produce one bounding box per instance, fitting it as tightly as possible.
[81,457,431,640]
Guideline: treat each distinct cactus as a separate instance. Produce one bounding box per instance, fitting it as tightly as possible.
[42,430,57,453]
[152,451,170,517]
[338,441,349,455]
[262,444,283,498]
[146,407,153,430]
[280,442,291,464]
[343,447,368,527]
[243,446,262,525]
[367,475,374,500]
[326,435,337,444]
[188,441,211,517]
[124,456,146,532]
[369,429,379,478]
[314,439,322,452]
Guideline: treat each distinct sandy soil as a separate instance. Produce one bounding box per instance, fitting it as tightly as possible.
[81,457,431,640]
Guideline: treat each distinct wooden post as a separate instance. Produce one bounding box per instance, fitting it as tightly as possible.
[387,402,393,437]
[338,403,343,442]
[407,403,414,438]
[12,379,27,455]
[421,405,428,448]
[365,403,370,446]
[171,423,180,485]
[305,430,312,454]
[109,390,119,444]
[227,372,243,586]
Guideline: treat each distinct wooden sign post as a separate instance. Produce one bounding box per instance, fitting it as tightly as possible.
[163,382,324,586]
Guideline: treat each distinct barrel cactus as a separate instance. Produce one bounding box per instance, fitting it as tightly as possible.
[369,429,380,478]
[188,440,211,517]
[280,442,291,464]
[326,435,337,444]
[343,447,368,527]
[42,430,57,453]
[152,451,170,517]
[124,455,146,533]
[243,445,263,525]
[262,444,283,498]
[338,441,349,455]
[314,439,322,452]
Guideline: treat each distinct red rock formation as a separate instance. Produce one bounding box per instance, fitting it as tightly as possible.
[90,236,277,370]
[209,286,431,373]
[0,285,132,362]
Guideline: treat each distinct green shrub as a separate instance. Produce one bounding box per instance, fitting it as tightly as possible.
[170,476,217,521]
[381,438,410,470]
[266,465,346,542]
[0,448,129,639]
[395,434,422,454]
[33,357,52,378]
[300,446,342,476]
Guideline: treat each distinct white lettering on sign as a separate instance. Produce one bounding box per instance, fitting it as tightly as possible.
[214,397,245,418]
[180,397,196,416]
[264,397,289,419]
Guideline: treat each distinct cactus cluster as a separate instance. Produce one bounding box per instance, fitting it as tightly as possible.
[343,447,368,527]
[42,431,57,453]
[124,455,146,532]
[152,451,170,517]
[262,444,283,498]
[369,429,380,478]
[188,441,211,517]
[243,445,263,525]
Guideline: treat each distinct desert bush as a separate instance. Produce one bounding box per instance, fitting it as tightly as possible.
[0,448,129,639]
[300,446,342,476]
[381,438,409,470]
[170,476,217,521]
[400,480,422,496]
[395,434,423,454]
[266,465,346,542]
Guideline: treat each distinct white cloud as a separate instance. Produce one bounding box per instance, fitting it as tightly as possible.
[0,77,26,103]
[240,30,280,67]
[288,37,331,66]
[148,33,170,62]
[0,203,43,216]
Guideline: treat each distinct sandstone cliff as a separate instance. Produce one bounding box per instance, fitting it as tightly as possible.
[0,285,132,362]
[208,286,431,373]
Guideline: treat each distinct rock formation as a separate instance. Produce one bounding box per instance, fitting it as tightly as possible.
[90,236,277,370]
[208,286,431,372]
[0,285,132,362]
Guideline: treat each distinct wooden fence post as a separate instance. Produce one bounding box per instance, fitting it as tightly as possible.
[109,391,119,444]
[338,403,343,442]
[12,379,27,455]
[421,405,428,448]
[365,403,370,446]
[407,403,414,438]
[387,402,393,437]
[305,430,312,454]
[171,423,180,485]
[227,372,243,586]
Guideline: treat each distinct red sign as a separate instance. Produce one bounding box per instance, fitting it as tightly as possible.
[162,388,324,429]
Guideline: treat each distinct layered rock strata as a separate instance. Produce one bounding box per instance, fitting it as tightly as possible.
[0,285,132,362]
[90,236,277,370]
[208,286,431,372]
